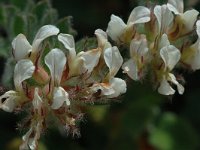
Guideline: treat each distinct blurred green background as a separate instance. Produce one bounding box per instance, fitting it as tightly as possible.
[1,0,200,150]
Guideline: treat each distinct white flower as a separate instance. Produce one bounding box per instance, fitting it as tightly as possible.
[122,36,148,80]
[0,59,35,112]
[167,0,199,36]
[107,6,150,43]
[91,46,127,98]
[12,25,59,61]
[182,20,200,70]
[44,48,70,109]
[158,40,184,95]
[58,33,101,77]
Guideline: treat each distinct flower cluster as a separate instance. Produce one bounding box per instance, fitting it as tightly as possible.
[0,25,126,149]
[0,0,200,149]
[107,0,200,95]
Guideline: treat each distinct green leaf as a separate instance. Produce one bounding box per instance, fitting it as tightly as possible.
[13,15,26,35]
[57,17,77,35]
[149,112,199,150]
[10,0,29,10]
[32,1,50,21]
[41,9,58,25]
[75,37,97,53]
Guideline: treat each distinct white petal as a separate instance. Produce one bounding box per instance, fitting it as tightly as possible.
[58,33,76,60]
[12,34,32,61]
[130,38,148,57]
[32,25,59,53]
[0,90,18,112]
[127,6,150,25]
[160,45,180,71]
[14,59,35,91]
[158,78,175,95]
[108,77,127,98]
[196,20,200,38]
[159,34,170,49]
[51,87,70,109]
[167,0,183,14]
[104,46,123,77]
[80,49,101,74]
[182,9,199,32]
[32,88,43,110]
[168,73,184,94]
[45,48,66,85]
[106,14,127,42]
[122,59,139,80]
[95,29,108,47]
[154,5,174,33]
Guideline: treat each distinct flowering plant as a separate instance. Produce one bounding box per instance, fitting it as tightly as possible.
[1,0,200,149]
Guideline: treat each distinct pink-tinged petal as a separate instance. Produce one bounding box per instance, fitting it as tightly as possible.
[167,0,184,14]
[122,59,139,80]
[104,46,123,77]
[12,34,32,61]
[106,14,127,42]
[14,59,35,91]
[128,6,150,25]
[32,25,59,53]
[58,33,76,60]
[160,45,180,71]
[45,48,66,85]
[51,87,70,109]
[158,78,175,95]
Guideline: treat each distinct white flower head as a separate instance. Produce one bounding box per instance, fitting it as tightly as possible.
[167,0,184,14]
[158,44,184,95]
[167,0,199,36]
[0,59,35,112]
[58,33,101,76]
[12,25,59,61]
[14,59,35,91]
[91,46,126,98]
[107,6,150,42]
[122,37,148,81]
